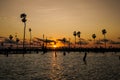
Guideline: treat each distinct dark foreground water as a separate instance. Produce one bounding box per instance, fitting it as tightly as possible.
[0,52,120,80]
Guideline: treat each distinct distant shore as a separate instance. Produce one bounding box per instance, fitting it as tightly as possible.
[0,47,120,54]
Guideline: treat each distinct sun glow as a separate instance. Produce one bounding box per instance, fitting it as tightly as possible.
[53,45,57,48]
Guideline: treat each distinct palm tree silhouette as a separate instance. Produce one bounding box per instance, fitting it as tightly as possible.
[20,13,27,49]
[16,38,20,49]
[92,34,96,46]
[29,28,32,48]
[77,31,81,47]
[9,35,13,41]
[63,37,67,48]
[73,31,77,48]
[102,29,107,48]
[42,34,44,48]
[9,35,13,47]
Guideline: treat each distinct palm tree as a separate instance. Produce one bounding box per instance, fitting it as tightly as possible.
[42,34,44,48]
[20,13,27,49]
[9,35,13,41]
[16,38,20,49]
[9,35,13,47]
[29,28,32,48]
[73,31,77,48]
[92,34,96,45]
[102,29,107,48]
[63,37,67,48]
[77,31,81,47]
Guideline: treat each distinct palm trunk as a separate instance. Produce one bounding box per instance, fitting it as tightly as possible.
[104,35,106,48]
[80,37,81,48]
[75,36,76,48]
[23,22,26,50]
[94,38,95,48]
[30,31,31,49]
[43,34,44,48]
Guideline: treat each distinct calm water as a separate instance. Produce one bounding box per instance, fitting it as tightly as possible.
[0,52,120,80]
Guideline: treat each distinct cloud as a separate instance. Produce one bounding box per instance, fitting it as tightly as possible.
[34,37,55,43]
[109,40,120,44]
[0,36,6,38]
[4,38,16,44]
[57,38,70,44]
[95,40,103,45]
[77,38,89,45]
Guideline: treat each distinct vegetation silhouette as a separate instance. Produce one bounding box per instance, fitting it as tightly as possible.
[77,31,81,47]
[9,35,13,48]
[29,28,32,49]
[102,29,107,48]
[92,34,96,47]
[20,13,27,52]
[0,13,120,54]
[16,38,19,49]
[73,31,77,48]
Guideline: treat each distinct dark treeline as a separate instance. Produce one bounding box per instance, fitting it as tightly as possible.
[0,47,120,54]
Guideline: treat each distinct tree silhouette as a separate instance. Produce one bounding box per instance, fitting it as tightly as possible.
[73,31,77,48]
[16,38,20,49]
[77,31,81,47]
[63,37,67,48]
[9,35,13,47]
[102,29,107,48]
[20,13,27,49]
[29,28,32,48]
[9,35,13,41]
[92,34,96,46]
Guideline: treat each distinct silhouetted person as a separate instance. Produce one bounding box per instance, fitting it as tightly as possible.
[84,59,87,65]
[83,52,87,65]
[6,53,8,57]
[23,53,24,57]
[63,51,66,56]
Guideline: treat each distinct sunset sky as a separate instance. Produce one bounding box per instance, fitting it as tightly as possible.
[0,0,120,42]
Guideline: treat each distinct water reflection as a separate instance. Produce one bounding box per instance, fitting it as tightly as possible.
[0,52,120,80]
[55,51,57,57]
[50,52,62,79]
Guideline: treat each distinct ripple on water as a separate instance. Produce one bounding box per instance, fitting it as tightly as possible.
[0,52,120,80]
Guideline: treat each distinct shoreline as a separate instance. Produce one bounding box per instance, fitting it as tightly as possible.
[0,47,120,54]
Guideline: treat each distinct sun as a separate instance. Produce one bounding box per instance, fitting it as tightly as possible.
[53,45,57,48]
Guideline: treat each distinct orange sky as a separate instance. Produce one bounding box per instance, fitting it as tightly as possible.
[0,0,120,42]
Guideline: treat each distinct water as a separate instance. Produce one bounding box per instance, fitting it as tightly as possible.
[0,52,120,80]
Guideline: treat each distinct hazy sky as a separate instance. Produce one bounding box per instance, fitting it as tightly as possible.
[0,0,120,41]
